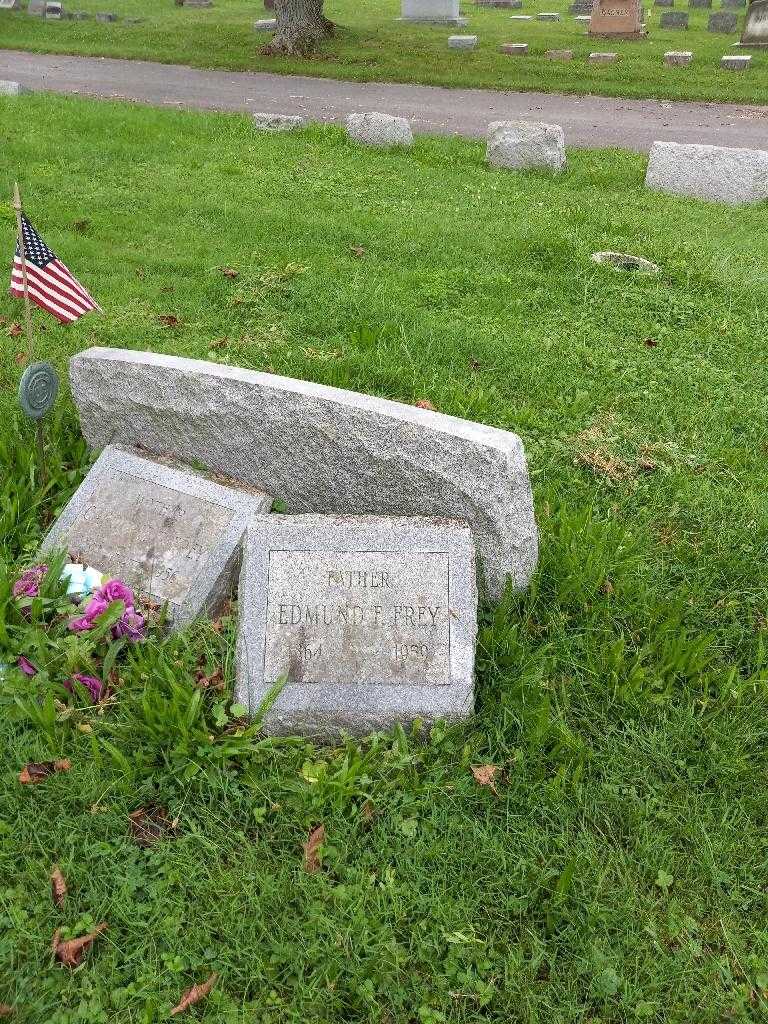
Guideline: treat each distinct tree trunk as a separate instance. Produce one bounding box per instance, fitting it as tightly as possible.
[263,0,335,56]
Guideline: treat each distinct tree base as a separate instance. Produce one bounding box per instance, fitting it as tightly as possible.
[262,1,335,56]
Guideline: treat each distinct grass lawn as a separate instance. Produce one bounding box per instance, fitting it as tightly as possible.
[1,0,768,104]
[2,94,768,1022]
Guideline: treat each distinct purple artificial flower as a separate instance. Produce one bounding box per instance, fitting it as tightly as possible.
[99,579,135,607]
[65,673,105,703]
[13,565,48,600]
[68,593,109,633]
[112,607,146,642]
[17,656,38,677]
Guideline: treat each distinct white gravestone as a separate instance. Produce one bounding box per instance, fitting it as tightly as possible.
[41,446,272,629]
[236,515,478,736]
[401,0,466,22]
[645,140,768,203]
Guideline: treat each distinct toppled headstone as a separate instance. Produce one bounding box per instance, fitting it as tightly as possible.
[69,348,539,601]
[720,52,751,66]
[254,17,276,29]
[664,48,693,62]
[660,10,688,24]
[0,80,25,93]
[486,119,566,172]
[235,516,478,737]
[589,49,619,60]
[546,47,574,57]
[645,140,768,204]
[738,0,767,44]
[400,0,467,22]
[346,111,413,146]
[708,10,737,29]
[590,0,645,35]
[41,446,272,630]
[95,11,117,20]
[536,10,561,18]
[252,112,307,131]
[500,40,529,51]
[448,33,478,46]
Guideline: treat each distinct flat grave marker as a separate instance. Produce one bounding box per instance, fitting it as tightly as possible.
[236,515,478,736]
[41,446,272,629]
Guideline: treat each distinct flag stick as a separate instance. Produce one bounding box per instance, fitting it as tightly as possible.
[12,182,35,361]
[13,182,47,486]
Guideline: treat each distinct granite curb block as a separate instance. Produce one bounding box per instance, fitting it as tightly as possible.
[487,119,566,171]
[41,445,272,629]
[235,515,478,737]
[68,348,539,601]
[346,110,414,146]
[645,139,768,203]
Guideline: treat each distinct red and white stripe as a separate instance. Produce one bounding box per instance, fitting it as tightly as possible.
[11,255,100,325]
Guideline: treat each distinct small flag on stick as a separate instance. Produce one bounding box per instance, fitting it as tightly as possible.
[10,206,101,325]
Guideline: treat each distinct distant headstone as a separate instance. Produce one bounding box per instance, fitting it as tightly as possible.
[486,120,566,172]
[660,10,688,24]
[69,348,539,602]
[546,46,574,56]
[738,0,768,44]
[688,0,711,7]
[664,47,693,61]
[0,80,25,93]
[477,0,520,6]
[509,13,533,17]
[500,40,530,50]
[252,112,307,131]
[721,50,751,63]
[569,0,592,11]
[589,48,619,57]
[183,0,213,5]
[41,446,272,630]
[346,111,414,145]
[45,1,62,18]
[590,0,645,36]
[655,0,674,6]
[72,10,91,16]
[253,17,276,29]
[537,10,561,17]
[448,32,478,45]
[95,11,117,20]
[400,0,467,22]
[235,516,478,737]
[645,140,767,203]
[574,13,592,19]
[27,0,45,15]
[0,0,21,10]
[721,0,744,8]
[708,10,737,28]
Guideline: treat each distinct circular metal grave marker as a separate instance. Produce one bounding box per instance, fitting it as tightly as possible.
[18,361,59,420]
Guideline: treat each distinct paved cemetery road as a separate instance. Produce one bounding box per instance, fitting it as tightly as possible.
[2,49,768,152]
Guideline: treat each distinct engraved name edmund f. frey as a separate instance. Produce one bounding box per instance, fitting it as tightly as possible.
[263,550,452,686]
[67,472,233,603]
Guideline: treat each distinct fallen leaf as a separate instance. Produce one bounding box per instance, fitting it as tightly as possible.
[156,314,181,328]
[361,801,375,822]
[170,973,218,1016]
[471,764,500,794]
[415,399,437,411]
[73,218,90,233]
[350,244,366,258]
[128,806,175,848]
[637,457,658,473]
[195,666,224,691]
[644,337,659,348]
[8,323,23,338]
[218,266,239,279]
[51,866,67,908]
[0,1005,13,1017]
[209,336,229,351]
[576,450,633,482]
[19,759,71,784]
[303,823,325,873]
[14,352,27,367]
[52,922,107,967]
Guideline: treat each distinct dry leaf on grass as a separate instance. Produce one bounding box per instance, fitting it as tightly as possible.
[414,399,437,411]
[73,219,91,233]
[8,323,23,338]
[218,266,239,279]
[51,866,67,908]
[52,922,107,967]
[576,450,633,482]
[170,973,218,1016]
[0,1005,13,1017]
[156,314,181,328]
[303,824,326,873]
[14,352,27,367]
[644,337,659,348]
[19,759,71,784]
[471,764,500,794]
[195,665,224,691]
[128,806,176,848]
[350,244,366,258]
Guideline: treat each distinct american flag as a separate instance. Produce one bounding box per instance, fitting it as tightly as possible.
[10,214,101,324]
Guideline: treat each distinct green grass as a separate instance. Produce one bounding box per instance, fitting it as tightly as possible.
[2,93,768,1023]
[1,0,767,104]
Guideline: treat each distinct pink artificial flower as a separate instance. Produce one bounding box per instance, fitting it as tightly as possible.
[68,593,109,633]
[99,579,135,607]
[65,673,105,702]
[17,656,38,677]
[112,607,146,642]
[13,565,48,600]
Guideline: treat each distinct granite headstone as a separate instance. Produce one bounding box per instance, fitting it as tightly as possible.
[739,0,768,44]
[590,0,645,35]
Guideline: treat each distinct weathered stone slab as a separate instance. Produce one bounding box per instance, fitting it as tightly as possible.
[27,0,45,15]
[95,11,117,20]
[252,112,307,131]
[574,13,592,20]
[509,14,533,17]
[448,32,478,45]
[708,10,737,29]
[546,47,574,58]
[590,0,645,36]
[346,111,413,146]
[235,515,478,736]
[41,445,272,629]
[721,51,751,64]
[738,0,768,44]
[655,0,675,7]
[688,0,711,7]
[664,48,693,62]
[660,10,688,24]
[722,0,744,8]
[589,48,619,59]
[69,348,539,601]
[253,17,276,29]
[500,40,530,51]
[0,80,25,93]
[486,119,566,172]
[401,0,466,20]
[45,1,62,18]
[537,10,561,17]
[645,140,768,203]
